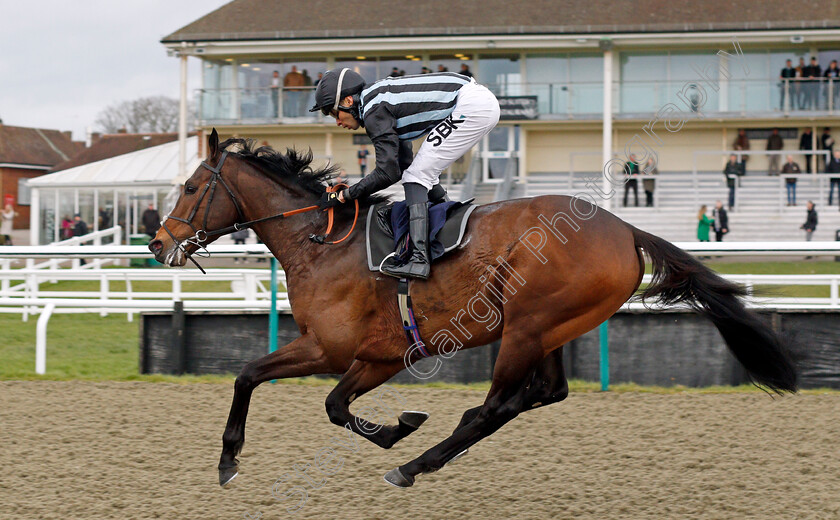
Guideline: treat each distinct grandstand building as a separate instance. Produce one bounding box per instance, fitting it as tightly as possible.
[162,0,840,240]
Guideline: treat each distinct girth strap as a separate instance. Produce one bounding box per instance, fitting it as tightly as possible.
[398,279,431,358]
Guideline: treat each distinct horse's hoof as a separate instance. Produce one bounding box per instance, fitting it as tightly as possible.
[398,411,429,430]
[383,467,415,488]
[219,467,239,488]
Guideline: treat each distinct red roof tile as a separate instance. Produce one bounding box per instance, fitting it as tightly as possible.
[0,125,83,167]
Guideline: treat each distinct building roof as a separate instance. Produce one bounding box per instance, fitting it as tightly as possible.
[0,125,83,168]
[162,0,840,42]
[51,132,184,172]
[28,136,199,189]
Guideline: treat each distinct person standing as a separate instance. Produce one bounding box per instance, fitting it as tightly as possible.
[697,205,713,242]
[623,154,640,207]
[779,59,796,109]
[141,204,161,238]
[73,214,89,266]
[283,66,306,117]
[733,129,750,167]
[781,154,802,206]
[801,201,818,241]
[357,145,370,177]
[824,60,840,110]
[821,127,834,172]
[766,127,783,175]
[459,63,474,78]
[270,70,281,118]
[795,57,807,109]
[711,200,729,242]
[804,57,822,110]
[231,227,249,264]
[642,157,657,207]
[1,203,17,245]
[723,154,743,209]
[825,149,840,206]
[799,128,814,173]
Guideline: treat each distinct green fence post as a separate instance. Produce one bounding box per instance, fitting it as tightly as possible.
[269,257,278,383]
[599,320,609,391]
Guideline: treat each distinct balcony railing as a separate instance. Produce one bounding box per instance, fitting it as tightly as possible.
[197,78,838,124]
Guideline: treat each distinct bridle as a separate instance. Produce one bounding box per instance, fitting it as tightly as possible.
[160,151,360,273]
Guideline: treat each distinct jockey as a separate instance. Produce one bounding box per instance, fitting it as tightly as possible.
[310,67,500,280]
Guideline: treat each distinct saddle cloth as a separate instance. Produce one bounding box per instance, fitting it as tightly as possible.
[365,199,477,272]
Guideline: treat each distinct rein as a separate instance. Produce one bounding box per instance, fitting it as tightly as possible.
[161,151,360,273]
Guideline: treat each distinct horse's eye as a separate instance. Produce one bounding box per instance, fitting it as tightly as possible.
[185,184,197,195]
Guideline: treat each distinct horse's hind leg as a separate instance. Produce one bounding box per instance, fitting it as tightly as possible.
[443,347,569,466]
[325,359,429,449]
[219,334,331,487]
[451,347,569,433]
[384,330,544,487]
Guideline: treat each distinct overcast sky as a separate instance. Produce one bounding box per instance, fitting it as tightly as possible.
[0,0,231,141]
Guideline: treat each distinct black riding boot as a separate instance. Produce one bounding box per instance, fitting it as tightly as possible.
[381,183,431,280]
[381,203,431,279]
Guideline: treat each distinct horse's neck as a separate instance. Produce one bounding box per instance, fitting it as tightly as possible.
[238,176,364,282]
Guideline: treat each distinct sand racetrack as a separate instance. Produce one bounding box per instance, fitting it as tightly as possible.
[1,381,838,520]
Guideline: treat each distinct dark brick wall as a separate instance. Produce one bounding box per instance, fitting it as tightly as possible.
[140,310,840,388]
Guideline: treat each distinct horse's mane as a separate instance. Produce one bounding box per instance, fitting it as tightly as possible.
[220,138,389,207]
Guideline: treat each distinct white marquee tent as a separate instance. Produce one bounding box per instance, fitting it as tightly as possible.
[27,137,199,245]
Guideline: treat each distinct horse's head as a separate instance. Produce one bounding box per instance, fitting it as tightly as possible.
[150,129,243,267]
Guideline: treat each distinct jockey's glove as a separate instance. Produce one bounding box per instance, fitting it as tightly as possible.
[319,190,345,209]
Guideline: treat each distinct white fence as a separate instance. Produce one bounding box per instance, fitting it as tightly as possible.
[0,242,838,374]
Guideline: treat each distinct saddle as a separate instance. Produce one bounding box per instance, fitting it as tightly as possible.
[365,199,477,272]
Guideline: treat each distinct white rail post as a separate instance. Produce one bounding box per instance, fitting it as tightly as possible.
[36,303,56,375]
[1,260,9,294]
[831,278,839,308]
[244,272,257,305]
[100,273,109,317]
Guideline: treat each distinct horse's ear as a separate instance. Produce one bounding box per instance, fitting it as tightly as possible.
[208,128,220,160]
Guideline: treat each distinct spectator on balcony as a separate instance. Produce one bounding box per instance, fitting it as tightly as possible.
[779,59,796,110]
[623,154,640,207]
[801,201,818,241]
[283,66,306,117]
[1,203,17,245]
[794,57,807,109]
[766,128,784,175]
[782,155,802,206]
[733,129,750,167]
[723,154,743,209]
[460,64,474,78]
[270,70,281,118]
[821,127,834,171]
[824,60,840,110]
[437,65,448,73]
[825,150,840,206]
[804,57,822,110]
[314,72,324,87]
[142,204,161,238]
[711,200,729,242]
[799,128,814,173]
[696,205,713,242]
[642,157,657,207]
[421,66,431,74]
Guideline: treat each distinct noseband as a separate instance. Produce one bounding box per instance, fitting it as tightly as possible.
[161,151,359,273]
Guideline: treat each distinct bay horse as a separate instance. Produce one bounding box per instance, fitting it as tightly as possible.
[150,130,797,489]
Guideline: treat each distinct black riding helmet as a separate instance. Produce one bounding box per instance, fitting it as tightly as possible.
[309,68,366,118]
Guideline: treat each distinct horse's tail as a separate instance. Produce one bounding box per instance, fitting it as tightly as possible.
[631,226,798,393]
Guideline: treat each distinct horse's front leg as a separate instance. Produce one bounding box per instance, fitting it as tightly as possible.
[324,359,428,449]
[219,334,332,487]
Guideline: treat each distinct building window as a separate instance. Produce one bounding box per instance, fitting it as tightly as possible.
[17,179,31,205]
